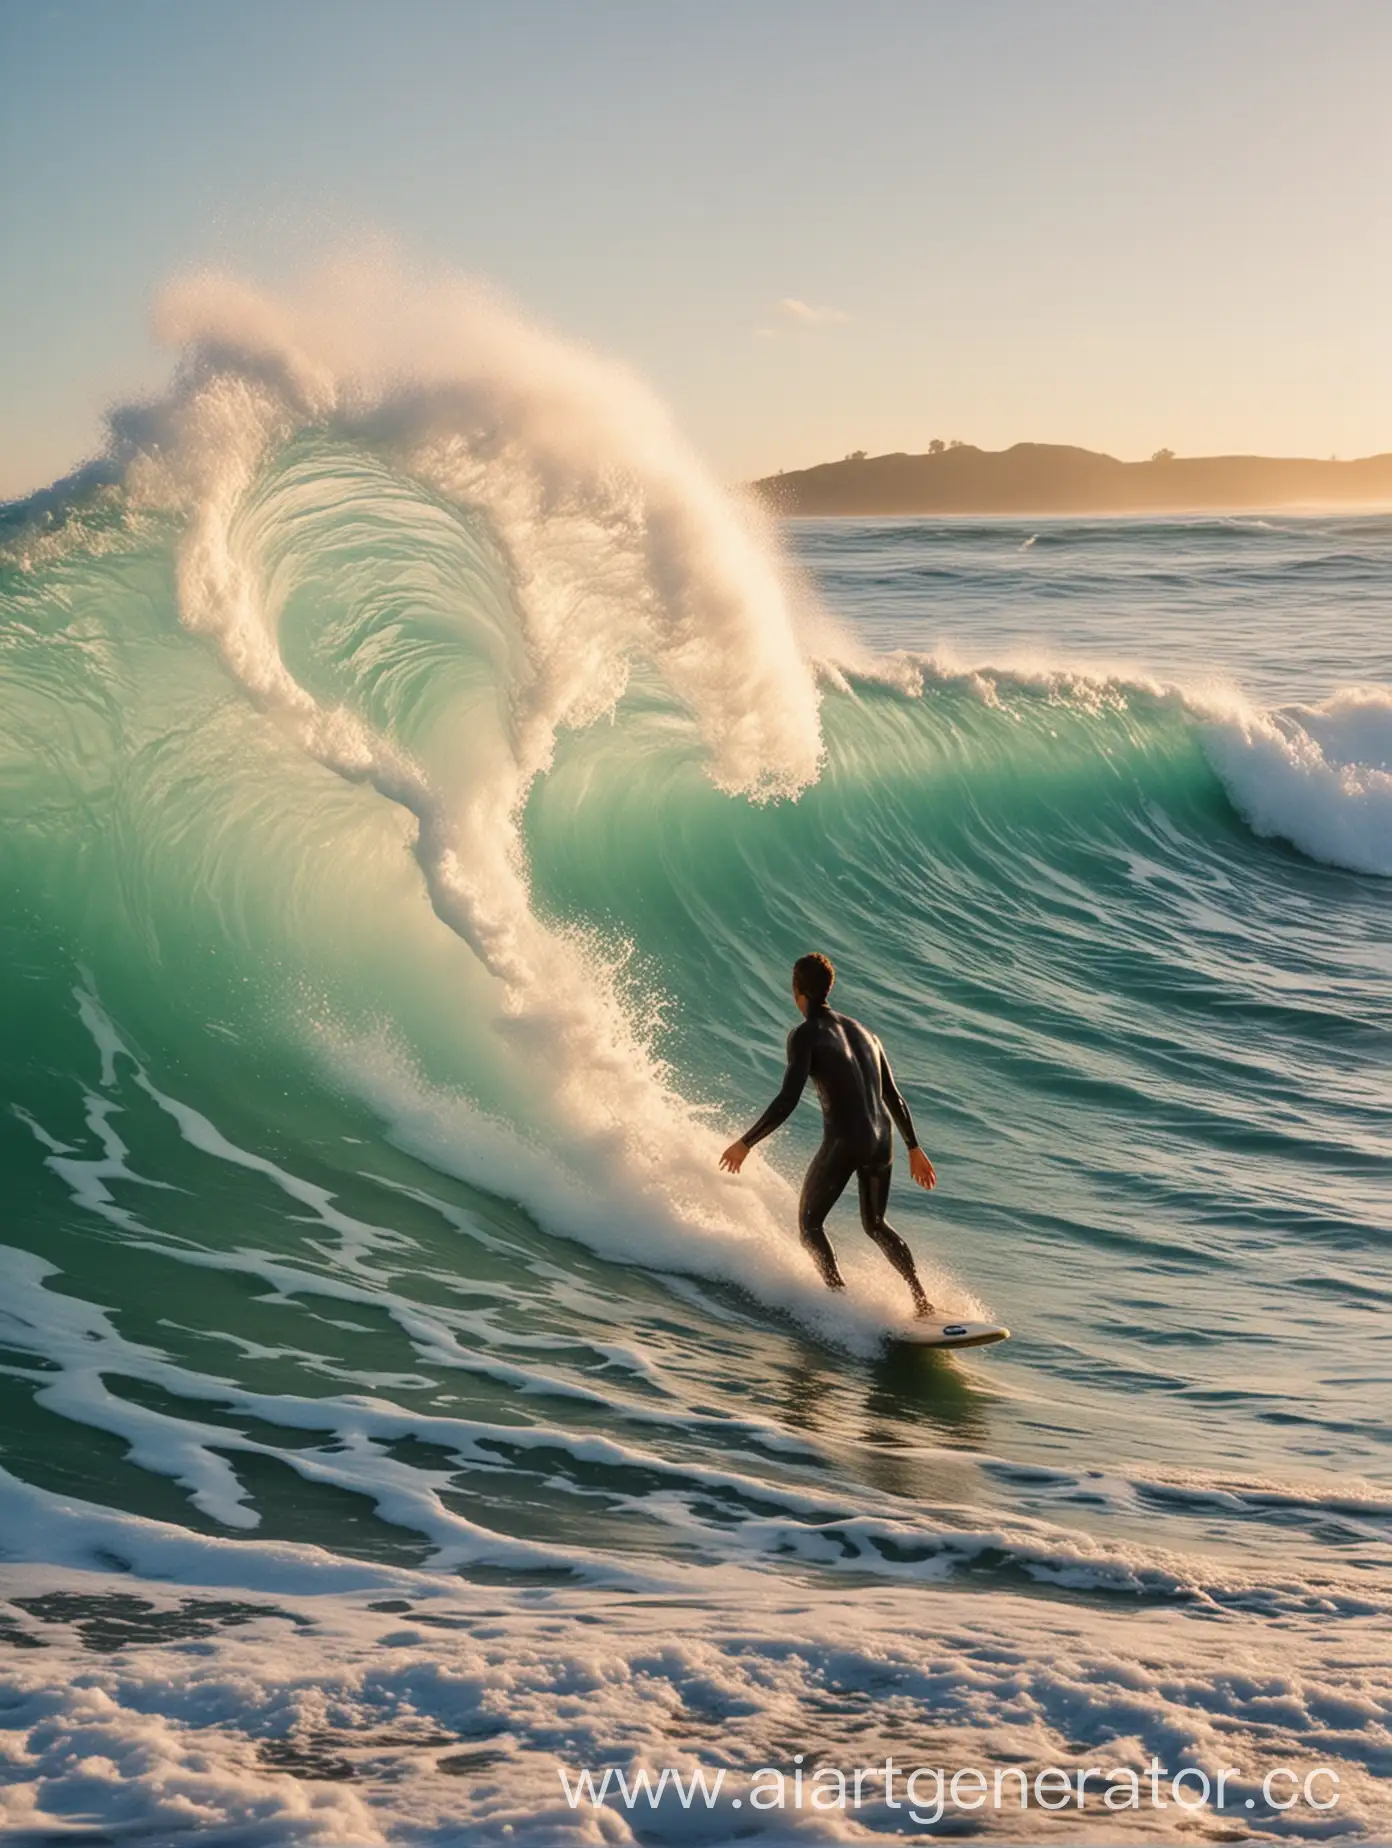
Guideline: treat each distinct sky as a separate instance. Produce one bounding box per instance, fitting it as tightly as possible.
[3,0,1392,498]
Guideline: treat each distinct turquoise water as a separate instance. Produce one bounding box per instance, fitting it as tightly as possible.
[0,303,1389,1840]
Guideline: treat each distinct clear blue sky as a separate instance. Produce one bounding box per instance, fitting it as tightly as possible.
[3,0,1391,497]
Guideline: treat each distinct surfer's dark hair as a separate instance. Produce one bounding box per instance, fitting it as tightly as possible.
[793,952,834,1005]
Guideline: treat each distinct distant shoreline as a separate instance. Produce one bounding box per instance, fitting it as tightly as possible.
[749,442,1392,516]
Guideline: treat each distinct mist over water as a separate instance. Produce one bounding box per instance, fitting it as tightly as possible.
[1,267,1389,1842]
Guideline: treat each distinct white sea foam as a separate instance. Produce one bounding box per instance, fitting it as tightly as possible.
[0,1523,1387,1845]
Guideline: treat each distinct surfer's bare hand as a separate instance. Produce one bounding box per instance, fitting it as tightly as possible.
[720,1139,750,1174]
[909,1147,937,1190]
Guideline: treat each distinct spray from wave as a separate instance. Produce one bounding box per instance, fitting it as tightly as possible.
[34,253,959,1341]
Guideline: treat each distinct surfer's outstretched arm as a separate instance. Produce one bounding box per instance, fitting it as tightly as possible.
[879,1044,938,1190]
[720,1023,812,1173]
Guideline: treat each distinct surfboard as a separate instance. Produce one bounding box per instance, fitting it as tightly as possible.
[888,1320,1010,1350]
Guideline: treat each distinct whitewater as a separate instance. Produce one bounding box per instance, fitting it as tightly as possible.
[0,264,1389,1843]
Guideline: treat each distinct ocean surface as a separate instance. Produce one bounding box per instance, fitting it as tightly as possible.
[1,280,1389,1843]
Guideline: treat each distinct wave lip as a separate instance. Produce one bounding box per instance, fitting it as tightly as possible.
[1200,684,1392,876]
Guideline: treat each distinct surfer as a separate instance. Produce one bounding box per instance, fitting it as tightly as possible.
[720,953,938,1316]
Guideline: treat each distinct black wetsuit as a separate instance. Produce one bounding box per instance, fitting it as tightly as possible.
[742,1002,929,1308]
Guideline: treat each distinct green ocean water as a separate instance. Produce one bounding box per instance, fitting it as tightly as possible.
[0,309,1389,1840]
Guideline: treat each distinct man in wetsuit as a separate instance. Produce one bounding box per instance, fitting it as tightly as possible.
[719,953,938,1317]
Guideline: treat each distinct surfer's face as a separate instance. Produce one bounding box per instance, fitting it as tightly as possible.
[793,981,810,1016]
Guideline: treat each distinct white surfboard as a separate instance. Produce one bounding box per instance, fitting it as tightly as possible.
[888,1319,1009,1350]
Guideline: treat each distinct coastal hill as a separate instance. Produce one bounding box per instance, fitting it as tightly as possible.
[750,442,1392,516]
